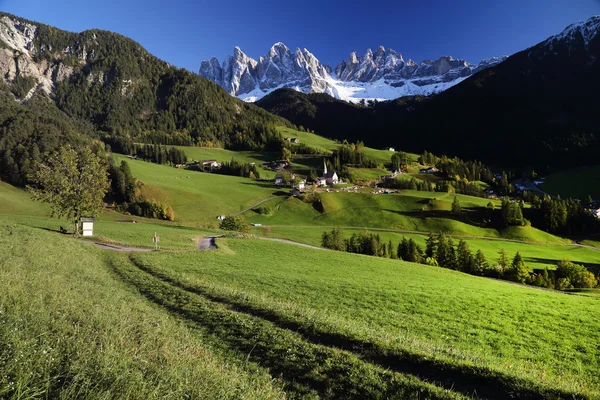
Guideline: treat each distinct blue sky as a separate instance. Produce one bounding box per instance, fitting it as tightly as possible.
[1,0,599,71]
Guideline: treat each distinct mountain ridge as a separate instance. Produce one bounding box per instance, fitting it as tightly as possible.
[199,43,506,102]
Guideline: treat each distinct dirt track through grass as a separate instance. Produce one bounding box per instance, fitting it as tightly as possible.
[108,254,468,399]
[114,254,580,400]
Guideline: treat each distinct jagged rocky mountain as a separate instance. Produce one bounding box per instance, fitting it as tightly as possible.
[200,42,506,102]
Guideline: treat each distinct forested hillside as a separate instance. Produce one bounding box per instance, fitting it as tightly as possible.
[0,12,290,185]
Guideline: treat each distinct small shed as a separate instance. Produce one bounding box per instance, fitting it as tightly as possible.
[80,217,96,237]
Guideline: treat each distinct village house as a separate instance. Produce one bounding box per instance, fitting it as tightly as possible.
[419,166,438,174]
[201,160,221,171]
[275,174,284,185]
[285,137,300,143]
[270,160,289,171]
[383,147,395,152]
[295,178,306,191]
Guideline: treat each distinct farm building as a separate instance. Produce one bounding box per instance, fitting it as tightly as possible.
[383,147,395,152]
[275,174,284,185]
[285,137,300,143]
[201,160,221,171]
[419,167,438,174]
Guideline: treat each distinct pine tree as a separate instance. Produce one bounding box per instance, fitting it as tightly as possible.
[447,238,458,270]
[436,234,450,268]
[507,252,529,283]
[451,196,462,215]
[425,233,437,258]
[474,250,488,275]
[456,240,474,273]
[497,249,510,276]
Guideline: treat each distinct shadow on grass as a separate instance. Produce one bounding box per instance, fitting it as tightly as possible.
[383,208,497,229]
[126,256,579,400]
[527,257,600,273]
[107,255,452,400]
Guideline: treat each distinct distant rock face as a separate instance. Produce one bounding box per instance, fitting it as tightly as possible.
[200,43,507,102]
[0,15,131,101]
[200,42,332,100]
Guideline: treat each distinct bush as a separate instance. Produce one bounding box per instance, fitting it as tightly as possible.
[219,216,249,233]
[555,259,597,289]
[254,206,273,215]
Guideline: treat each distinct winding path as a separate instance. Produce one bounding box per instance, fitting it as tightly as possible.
[234,196,278,216]
[92,242,153,252]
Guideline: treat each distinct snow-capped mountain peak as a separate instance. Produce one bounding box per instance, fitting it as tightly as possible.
[199,42,506,103]
[543,15,600,50]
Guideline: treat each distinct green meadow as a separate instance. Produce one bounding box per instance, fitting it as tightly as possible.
[0,222,286,399]
[243,190,567,243]
[2,220,599,398]
[128,237,600,398]
[113,154,278,226]
[2,141,600,398]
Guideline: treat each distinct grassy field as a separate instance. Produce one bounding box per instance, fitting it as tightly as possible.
[113,154,279,226]
[0,222,286,399]
[128,236,600,398]
[540,166,600,199]
[243,190,569,243]
[277,126,419,166]
[2,163,600,398]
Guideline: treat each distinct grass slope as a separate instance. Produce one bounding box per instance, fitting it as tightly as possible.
[132,237,600,398]
[244,191,567,243]
[0,222,285,399]
[113,154,278,226]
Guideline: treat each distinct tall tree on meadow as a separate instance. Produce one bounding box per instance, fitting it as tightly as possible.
[436,234,451,269]
[456,240,474,273]
[425,233,437,258]
[447,238,458,270]
[497,249,510,276]
[506,252,530,283]
[29,145,110,235]
[451,196,462,215]
[474,250,488,275]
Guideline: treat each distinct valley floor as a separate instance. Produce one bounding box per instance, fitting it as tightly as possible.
[1,219,599,399]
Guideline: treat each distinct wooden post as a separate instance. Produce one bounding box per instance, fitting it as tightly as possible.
[153,232,160,251]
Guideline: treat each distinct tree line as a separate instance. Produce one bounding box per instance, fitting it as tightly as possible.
[321,228,598,290]
[213,158,261,179]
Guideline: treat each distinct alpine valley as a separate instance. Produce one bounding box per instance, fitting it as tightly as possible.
[199,43,507,102]
[1,7,600,400]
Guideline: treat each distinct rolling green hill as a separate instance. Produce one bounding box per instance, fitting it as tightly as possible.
[243,190,566,242]
[128,236,600,398]
[112,154,278,226]
[2,219,599,398]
